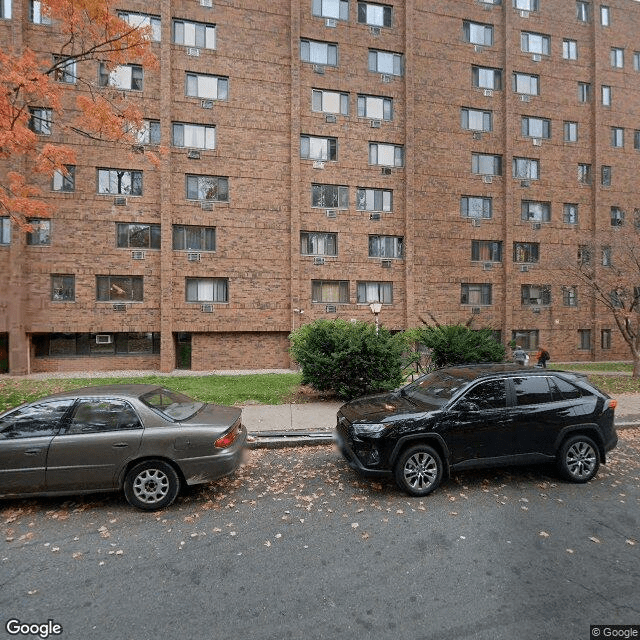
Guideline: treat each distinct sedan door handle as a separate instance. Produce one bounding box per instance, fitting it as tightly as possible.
[24,449,41,455]
[112,442,129,448]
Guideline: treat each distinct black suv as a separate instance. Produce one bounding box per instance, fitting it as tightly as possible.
[335,364,618,497]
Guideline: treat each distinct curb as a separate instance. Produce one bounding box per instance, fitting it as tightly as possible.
[246,431,333,449]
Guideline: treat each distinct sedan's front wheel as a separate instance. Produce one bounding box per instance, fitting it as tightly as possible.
[124,460,180,510]
[557,435,600,483]
[394,445,443,497]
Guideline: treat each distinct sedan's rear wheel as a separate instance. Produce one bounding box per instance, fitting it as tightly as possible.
[557,435,600,483]
[124,460,180,510]
[394,445,443,497]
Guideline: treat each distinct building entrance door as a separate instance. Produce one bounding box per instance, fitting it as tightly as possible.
[0,334,8,373]
[175,333,192,370]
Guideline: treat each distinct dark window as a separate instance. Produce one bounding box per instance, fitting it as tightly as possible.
[66,400,141,435]
[460,379,507,410]
[172,225,216,251]
[0,400,74,439]
[96,276,143,302]
[512,376,553,405]
[51,274,75,301]
[552,376,583,400]
[117,223,161,249]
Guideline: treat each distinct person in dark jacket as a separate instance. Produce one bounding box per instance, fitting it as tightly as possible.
[536,347,550,368]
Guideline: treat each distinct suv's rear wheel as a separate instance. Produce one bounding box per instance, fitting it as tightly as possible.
[557,435,600,483]
[394,445,443,497]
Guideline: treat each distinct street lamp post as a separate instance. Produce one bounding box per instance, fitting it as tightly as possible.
[369,302,382,334]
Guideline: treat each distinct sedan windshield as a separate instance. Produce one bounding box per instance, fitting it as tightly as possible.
[402,371,470,406]
[140,389,204,421]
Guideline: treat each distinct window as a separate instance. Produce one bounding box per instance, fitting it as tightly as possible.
[521,201,550,222]
[301,39,338,66]
[301,232,338,256]
[357,95,392,120]
[26,219,51,245]
[512,329,538,350]
[461,108,492,132]
[186,73,228,101]
[356,188,392,212]
[357,281,393,304]
[578,82,591,103]
[521,31,550,55]
[185,175,229,201]
[563,203,578,224]
[0,217,10,245]
[51,275,74,302]
[521,284,551,306]
[369,143,403,167]
[513,242,539,263]
[611,127,624,148]
[301,135,338,161]
[513,376,554,406]
[578,329,591,350]
[53,56,76,83]
[312,280,349,303]
[461,283,492,305]
[368,49,403,75]
[368,235,403,258]
[118,11,161,41]
[33,333,160,357]
[472,153,502,176]
[601,246,612,266]
[577,163,591,185]
[132,120,160,145]
[563,286,578,306]
[29,108,52,135]
[472,66,502,90]
[461,196,492,219]
[463,21,493,46]
[601,165,611,186]
[313,90,349,116]
[611,206,624,226]
[512,157,539,180]
[67,400,141,434]
[576,1,590,22]
[173,20,216,49]
[460,380,507,411]
[98,63,143,91]
[172,225,216,251]
[563,39,577,60]
[601,329,611,350]
[513,72,539,95]
[52,165,75,192]
[610,47,624,68]
[96,276,143,302]
[471,240,502,262]
[312,184,349,209]
[0,400,74,439]
[97,169,143,195]
[564,121,578,142]
[578,245,591,265]
[635,52,640,71]
[521,116,550,139]
[30,0,50,24]
[514,0,538,10]
[635,131,640,150]
[601,85,611,106]
[1,0,11,19]
[313,0,349,21]
[600,4,610,25]
[186,278,228,303]
[172,123,215,150]
[117,223,160,249]
[358,2,392,27]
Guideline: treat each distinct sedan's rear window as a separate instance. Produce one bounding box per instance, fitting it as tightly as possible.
[140,389,204,421]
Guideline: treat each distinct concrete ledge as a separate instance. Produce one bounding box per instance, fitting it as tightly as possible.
[247,432,334,449]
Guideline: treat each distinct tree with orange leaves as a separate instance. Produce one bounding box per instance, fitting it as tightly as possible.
[0,0,158,227]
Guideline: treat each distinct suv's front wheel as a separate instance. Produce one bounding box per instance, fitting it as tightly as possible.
[394,445,443,497]
[557,435,600,483]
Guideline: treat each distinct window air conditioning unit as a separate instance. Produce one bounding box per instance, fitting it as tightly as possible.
[520,180,530,187]
[521,94,530,102]
[187,149,201,159]
[474,45,483,53]
[95,334,113,344]
[382,167,392,175]
[381,259,392,268]
[482,175,493,183]
[201,201,214,211]
[325,114,337,123]
[201,99,214,109]
[313,64,325,74]
[132,144,144,154]
[370,26,381,36]
[131,250,145,260]
[472,218,481,227]
[532,54,541,62]
[200,0,213,7]
[187,47,200,57]
[313,161,325,169]
[313,256,325,265]
[114,196,127,206]
[187,252,201,262]
[520,9,529,17]
[473,131,482,140]
[370,212,382,221]
[532,138,542,146]
[381,74,392,83]
[532,222,542,230]
[371,119,382,128]
[325,304,337,313]
[483,262,493,270]
[325,18,337,27]
[326,209,337,218]
[532,307,541,313]
[201,304,214,313]
[520,265,529,272]
[483,88,493,97]
[472,307,481,314]
[112,303,127,311]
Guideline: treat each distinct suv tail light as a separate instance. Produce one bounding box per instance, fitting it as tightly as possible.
[215,424,240,448]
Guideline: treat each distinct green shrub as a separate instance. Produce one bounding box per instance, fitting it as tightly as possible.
[413,325,505,369]
[289,319,406,400]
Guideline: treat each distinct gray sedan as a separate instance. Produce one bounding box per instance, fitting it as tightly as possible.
[0,384,246,510]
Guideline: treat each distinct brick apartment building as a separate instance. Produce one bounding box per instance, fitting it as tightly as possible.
[0,0,638,374]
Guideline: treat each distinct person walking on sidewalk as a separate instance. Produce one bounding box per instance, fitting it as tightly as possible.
[536,347,550,368]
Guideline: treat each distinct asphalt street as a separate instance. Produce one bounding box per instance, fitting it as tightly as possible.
[1,430,639,640]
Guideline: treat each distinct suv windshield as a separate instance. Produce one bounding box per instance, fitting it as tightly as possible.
[140,389,204,421]
[402,371,470,406]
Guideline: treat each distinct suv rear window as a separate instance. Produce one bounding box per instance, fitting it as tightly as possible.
[552,376,586,400]
[512,376,553,406]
